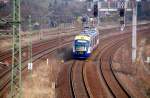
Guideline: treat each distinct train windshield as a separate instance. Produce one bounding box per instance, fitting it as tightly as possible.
[74,40,89,51]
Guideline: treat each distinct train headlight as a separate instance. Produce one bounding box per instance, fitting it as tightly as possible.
[87,47,91,53]
[73,46,75,52]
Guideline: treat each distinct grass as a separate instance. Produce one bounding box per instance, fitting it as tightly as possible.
[22,58,57,98]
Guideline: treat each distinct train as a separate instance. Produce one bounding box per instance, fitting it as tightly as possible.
[72,27,99,59]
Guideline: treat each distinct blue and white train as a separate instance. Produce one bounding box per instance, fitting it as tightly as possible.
[72,27,99,59]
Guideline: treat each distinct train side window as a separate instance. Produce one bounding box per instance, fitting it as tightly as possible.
[90,41,92,47]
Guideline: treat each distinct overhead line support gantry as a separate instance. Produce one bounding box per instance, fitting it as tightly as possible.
[11,0,22,98]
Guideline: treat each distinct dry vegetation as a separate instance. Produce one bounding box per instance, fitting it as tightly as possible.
[113,35,150,98]
[22,53,60,98]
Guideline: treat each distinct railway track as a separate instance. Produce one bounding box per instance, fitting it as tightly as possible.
[0,23,149,62]
[57,24,150,98]
[1,23,150,97]
[57,32,131,98]
[83,36,130,98]
[69,61,90,98]
[0,40,73,96]
[0,35,75,78]
[99,39,131,98]
[0,26,80,54]
[85,28,150,98]
[0,28,81,96]
[84,28,150,98]
[0,28,80,68]
[57,60,91,98]
[0,27,80,62]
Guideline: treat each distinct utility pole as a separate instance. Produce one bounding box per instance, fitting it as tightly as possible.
[28,15,33,72]
[132,0,137,63]
[11,0,22,98]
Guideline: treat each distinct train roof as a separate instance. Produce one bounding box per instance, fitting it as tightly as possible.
[75,35,90,41]
[74,27,98,41]
[80,28,98,37]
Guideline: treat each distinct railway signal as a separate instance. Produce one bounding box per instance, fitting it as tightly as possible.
[93,3,98,17]
[119,8,125,17]
[93,1,99,26]
[82,16,87,23]
[81,15,88,27]
[119,8,125,31]
[119,8,125,24]
[94,0,137,62]
[118,0,126,31]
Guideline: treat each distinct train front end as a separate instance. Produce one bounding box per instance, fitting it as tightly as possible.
[72,35,91,59]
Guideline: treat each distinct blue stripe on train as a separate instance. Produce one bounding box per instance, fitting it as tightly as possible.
[72,51,90,59]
